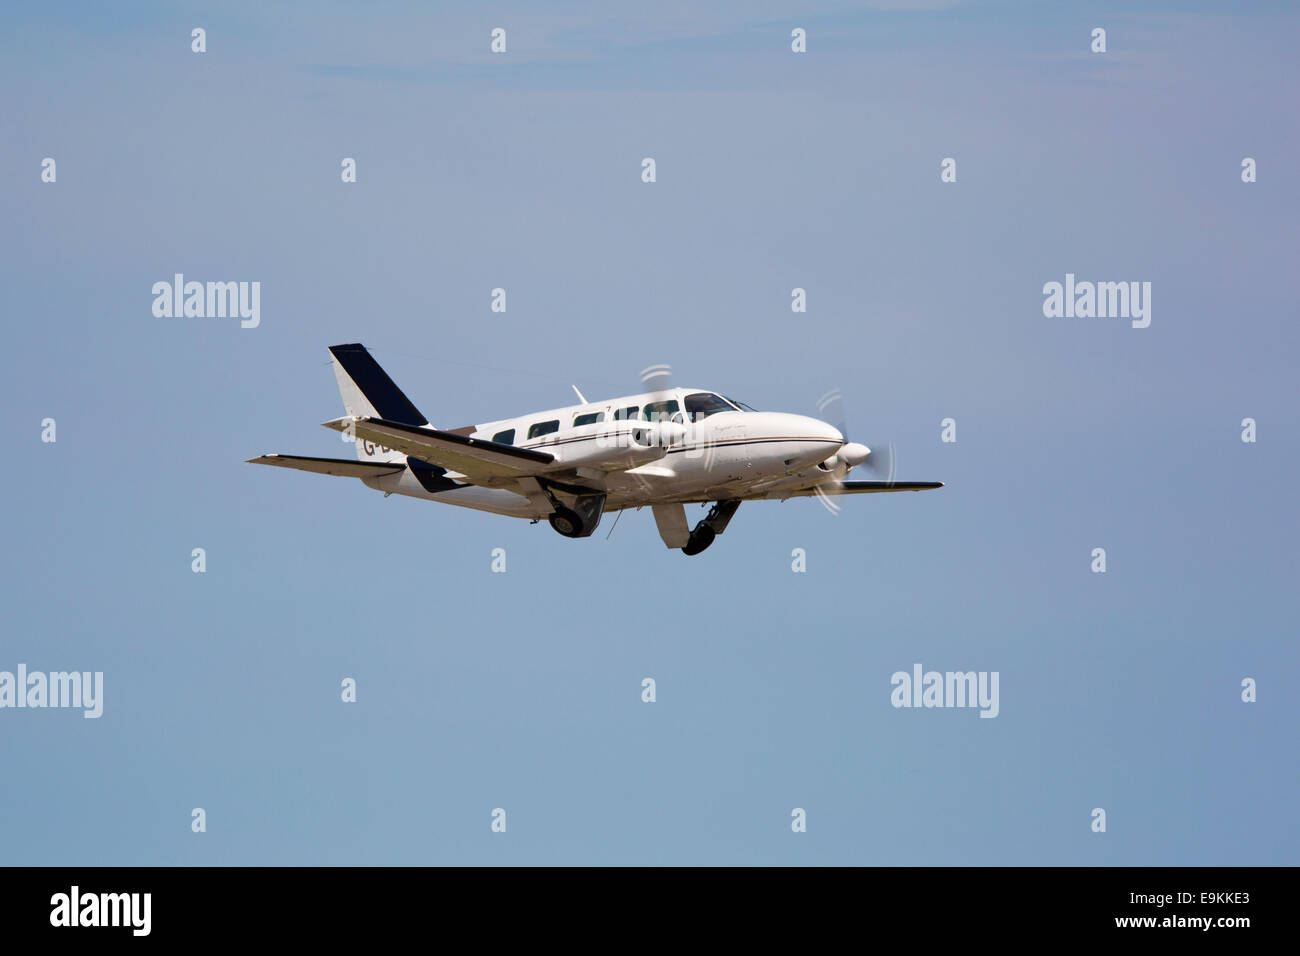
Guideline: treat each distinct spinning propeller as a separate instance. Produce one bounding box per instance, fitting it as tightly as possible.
[813,389,898,513]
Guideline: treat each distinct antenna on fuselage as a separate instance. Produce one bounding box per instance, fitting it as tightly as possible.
[571,385,588,404]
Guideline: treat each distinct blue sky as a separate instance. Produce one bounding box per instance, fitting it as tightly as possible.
[1,1,1296,865]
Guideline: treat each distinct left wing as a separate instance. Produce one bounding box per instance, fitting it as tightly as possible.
[322,416,554,487]
[246,454,407,479]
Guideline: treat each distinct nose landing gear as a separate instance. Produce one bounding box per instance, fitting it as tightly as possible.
[682,500,741,555]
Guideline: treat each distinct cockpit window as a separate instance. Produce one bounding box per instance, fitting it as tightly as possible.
[723,395,758,412]
[685,392,739,421]
[642,399,680,422]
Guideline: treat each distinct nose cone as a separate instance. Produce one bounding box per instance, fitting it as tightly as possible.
[781,414,843,468]
[781,414,842,445]
[807,417,844,446]
[744,412,844,469]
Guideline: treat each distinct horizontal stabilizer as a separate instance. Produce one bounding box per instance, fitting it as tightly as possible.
[246,454,407,479]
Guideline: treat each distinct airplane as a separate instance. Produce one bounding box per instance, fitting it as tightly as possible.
[247,344,943,555]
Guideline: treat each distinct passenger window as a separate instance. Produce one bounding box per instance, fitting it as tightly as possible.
[492,428,515,445]
[527,420,560,439]
[573,412,605,427]
[613,406,639,421]
[642,400,680,422]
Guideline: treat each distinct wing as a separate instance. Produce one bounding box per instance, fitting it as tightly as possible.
[321,417,554,487]
[246,454,407,479]
[745,479,944,501]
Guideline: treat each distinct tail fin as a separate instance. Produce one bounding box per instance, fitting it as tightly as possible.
[328,343,428,462]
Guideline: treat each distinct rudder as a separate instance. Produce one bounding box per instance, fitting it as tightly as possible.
[328,343,428,463]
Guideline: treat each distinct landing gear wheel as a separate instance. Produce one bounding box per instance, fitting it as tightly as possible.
[681,525,716,556]
[548,507,584,538]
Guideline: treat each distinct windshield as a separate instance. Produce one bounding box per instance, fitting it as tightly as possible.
[685,392,741,421]
[722,395,758,412]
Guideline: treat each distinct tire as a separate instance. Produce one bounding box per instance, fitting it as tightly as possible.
[548,507,583,538]
[681,525,716,556]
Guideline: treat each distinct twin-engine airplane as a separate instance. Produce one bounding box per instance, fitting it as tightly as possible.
[248,344,943,555]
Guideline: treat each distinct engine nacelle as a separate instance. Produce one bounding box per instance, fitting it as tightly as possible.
[816,456,850,481]
[839,442,870,466]
[817,442,869,479]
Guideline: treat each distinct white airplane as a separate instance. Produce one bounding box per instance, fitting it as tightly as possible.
[248,344,943,555]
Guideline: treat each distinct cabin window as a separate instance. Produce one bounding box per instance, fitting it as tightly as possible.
[613,406,639,421]
[642,399,680,422]
[527,420,560,439]
[684,392,738,421]
[573,412,605,427]
[492,428,515,445]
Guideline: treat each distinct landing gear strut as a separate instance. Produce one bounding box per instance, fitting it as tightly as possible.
[682,500,741,556]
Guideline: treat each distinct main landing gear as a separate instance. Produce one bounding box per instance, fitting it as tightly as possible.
[542,483,606,538]
[682,500,741,555]
[548,506,587,537]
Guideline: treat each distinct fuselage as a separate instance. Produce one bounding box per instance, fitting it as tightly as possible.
[359,387,843,519]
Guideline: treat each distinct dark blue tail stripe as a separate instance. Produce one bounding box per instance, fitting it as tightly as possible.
[328,343,428,426]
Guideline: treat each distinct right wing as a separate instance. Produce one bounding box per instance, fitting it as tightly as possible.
[744,479,944,501]
[321,417,555,487]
